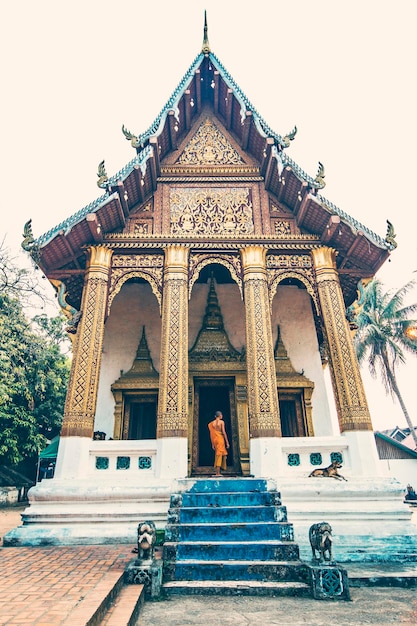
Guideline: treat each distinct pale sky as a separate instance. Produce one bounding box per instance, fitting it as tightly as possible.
[1,1,416,432]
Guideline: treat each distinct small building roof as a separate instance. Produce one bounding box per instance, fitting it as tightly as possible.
[0,466,35,487]
[375,431,417,460]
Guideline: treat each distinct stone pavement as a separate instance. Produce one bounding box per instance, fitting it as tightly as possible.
[137,591,417,626]
[1,506,417,625]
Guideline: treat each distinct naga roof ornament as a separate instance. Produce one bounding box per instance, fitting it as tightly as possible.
[97,160,109,189]
[279,125,298,149]
[122,124,141,149]
[385,220,397,249]
[314,162,326,189]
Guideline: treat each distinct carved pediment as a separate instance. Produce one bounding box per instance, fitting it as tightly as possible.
[170,187,254,236]
[176,118,245,166]
[270,201,293,216]
[125,201,154,236]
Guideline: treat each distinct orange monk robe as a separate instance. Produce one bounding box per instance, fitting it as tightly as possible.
[208,422,228,469]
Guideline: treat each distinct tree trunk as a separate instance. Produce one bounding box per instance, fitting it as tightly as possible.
[384,356,417,449]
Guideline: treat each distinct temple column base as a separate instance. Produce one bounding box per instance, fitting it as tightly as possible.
[155,437,188,479]
[341,430,383,476]
[249,437,284,478]
[54,436,92,479]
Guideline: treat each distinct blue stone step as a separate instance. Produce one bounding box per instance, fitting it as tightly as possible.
[183,478,269,493]
[170,490,281,508]
[166,560,307,582]
[164,540,300,562]
[162,477,306,590]
[162,580,311,597]
[173,505,288,523]
[165,521,294,543]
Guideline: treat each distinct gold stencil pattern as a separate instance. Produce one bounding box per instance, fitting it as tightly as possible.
[267,254,318,312]
[313,251,372,432]
[267,254,312,269]
[189,253,243,298]
[109,254,164,312]
[177,118,244,165]
[170,188,254,235]
[62,261,110,437]
[243,275,281,437]
[157,257,189,438]
[274,221,292,236]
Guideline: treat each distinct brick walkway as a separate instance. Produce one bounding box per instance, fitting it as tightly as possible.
[0,545,134,626]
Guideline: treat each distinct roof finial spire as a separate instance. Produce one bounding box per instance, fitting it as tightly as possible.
[201,10,211,54]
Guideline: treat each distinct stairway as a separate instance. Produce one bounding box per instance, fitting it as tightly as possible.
[162,477,311,596]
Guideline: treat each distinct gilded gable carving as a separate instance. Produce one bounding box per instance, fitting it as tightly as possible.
[170,188,254,236]
[126,201,153,235]
[270,201,289,214]
[273,220,292,236]
[176,118,244,165]
[132,222,150,235]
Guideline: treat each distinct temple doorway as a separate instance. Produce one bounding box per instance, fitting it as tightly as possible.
[191,377,241,476]
[127,397,158,439]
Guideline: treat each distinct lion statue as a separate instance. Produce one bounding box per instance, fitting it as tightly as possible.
[309,522,333,563]
[135,520,156,561]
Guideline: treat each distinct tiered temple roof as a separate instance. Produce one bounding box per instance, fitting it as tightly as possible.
[24,14,394,310]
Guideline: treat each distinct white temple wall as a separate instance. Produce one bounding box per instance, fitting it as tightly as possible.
[188,283,208,348]
[216,283,246,351]
[271,285,337,436]
[95,282,161,436]
[378,458,417,490]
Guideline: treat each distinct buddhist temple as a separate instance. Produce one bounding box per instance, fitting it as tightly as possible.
[12,14,417,561]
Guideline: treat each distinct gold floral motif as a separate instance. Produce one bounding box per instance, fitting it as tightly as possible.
[133,222,149,234]
[177,118,244,165]
[112,254,164,268]
[189,253,243,298]
[274,221,292,236]
[267,254,312,269]
[109,254,164,313]
[170,188,254,236]
[109,269,163,314]
[268,271,319,313]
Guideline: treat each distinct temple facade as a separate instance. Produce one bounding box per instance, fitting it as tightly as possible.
[13,18,416,560]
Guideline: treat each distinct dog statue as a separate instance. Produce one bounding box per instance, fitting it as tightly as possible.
[309,522,333,562]
[309,460,347,481]
[133,520,156,561]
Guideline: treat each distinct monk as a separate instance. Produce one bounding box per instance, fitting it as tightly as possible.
[208,410,230,476]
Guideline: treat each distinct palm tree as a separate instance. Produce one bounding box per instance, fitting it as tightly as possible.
[353,278,417,448]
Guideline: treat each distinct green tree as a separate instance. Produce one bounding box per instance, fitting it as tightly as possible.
[0,238,46,306]
[353,278,417,447]
[0,291,70,471]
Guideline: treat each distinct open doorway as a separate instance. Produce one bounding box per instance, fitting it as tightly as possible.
[192,377,240,476]
[123,394,158,440]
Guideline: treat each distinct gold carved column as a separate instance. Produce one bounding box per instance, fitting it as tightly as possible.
[157,245,189,438]
[241,246,281,438]
[61,245,113,437]
[312,246,373,432]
